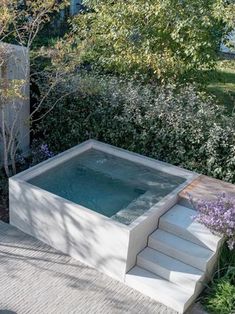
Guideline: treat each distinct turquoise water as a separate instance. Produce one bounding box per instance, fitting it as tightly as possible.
[29,149,185,225]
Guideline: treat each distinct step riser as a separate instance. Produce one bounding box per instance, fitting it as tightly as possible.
[178,197,195,210]
[137,255,198,294]
[148,237,207,271]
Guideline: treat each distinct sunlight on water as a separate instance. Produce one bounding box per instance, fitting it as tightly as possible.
[29,149,185,225]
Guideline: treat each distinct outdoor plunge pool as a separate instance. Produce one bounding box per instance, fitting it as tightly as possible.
[9,140,197,281]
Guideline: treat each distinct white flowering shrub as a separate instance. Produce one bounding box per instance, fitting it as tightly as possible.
[37,73,235,183]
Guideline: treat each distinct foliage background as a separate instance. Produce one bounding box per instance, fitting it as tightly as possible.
[36,73,235,183]
[70,0,234,83]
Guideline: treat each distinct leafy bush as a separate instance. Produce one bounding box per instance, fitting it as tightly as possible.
[36,72,235,183]
[193,194,235,250]
[70,0,235,82]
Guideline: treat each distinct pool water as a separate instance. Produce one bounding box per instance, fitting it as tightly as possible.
[29,149,185,225]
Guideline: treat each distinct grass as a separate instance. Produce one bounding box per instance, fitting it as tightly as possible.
[204,279,235,314]
[201,244,235,314]
[206,58,235,115]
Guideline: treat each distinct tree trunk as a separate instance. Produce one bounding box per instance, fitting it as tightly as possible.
[1,109,10,177]
[0,58,10,177]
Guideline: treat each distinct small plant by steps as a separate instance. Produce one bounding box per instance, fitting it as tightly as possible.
[202,245,235,314]
[193,195,235,314]
[193,194,235,250]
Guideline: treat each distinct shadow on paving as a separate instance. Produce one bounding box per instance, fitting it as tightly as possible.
[0,222,176,314]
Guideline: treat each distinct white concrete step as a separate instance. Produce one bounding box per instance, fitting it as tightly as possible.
[125,266,193,314]
[159,205,222,251]
[137,247,203,294]
[149,229,215,271]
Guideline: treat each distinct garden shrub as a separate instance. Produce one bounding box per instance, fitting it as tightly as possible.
[36,72,235,183]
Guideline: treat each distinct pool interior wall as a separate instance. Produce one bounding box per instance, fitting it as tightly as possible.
[28,149,186,225]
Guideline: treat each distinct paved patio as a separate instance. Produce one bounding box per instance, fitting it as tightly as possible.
[1,175,222,314]
[0,221,177,314]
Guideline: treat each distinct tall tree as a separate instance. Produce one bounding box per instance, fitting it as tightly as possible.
[72,0,235,82]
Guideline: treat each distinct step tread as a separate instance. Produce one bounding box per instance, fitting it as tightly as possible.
[125,266,192,312]
[149,229,214,261]
[111,191,159,224]
[138,247,203,282]
[159,204,221,250]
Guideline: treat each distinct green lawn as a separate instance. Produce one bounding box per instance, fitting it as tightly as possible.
[206,59,235,114]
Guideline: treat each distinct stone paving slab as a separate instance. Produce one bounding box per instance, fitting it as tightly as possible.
[0,221,177,314]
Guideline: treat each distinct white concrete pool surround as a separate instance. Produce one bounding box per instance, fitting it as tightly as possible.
[9,140,198,282]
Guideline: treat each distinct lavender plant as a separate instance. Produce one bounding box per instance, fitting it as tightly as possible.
[193,194,235,250]
[40,144,54,159]
[31,140,54,166]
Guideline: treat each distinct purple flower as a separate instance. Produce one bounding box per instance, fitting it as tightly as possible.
[192,193,235,250]
[30,141,55,167]
[40,144,54,158]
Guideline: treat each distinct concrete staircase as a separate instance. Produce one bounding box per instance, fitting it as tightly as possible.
[125,204,222,313]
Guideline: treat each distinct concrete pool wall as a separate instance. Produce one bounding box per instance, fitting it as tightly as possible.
[9,140,198,281]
